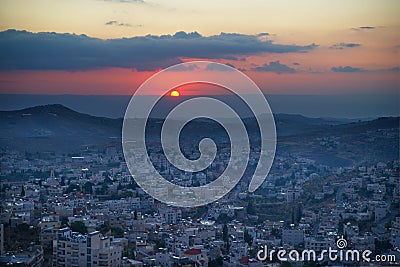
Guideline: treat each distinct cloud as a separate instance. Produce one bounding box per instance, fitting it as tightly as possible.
[331,66,365,72]
[172,31,202,39]
[0,30,318,71]
[351,26,376,31]
[359,26,375,30]
[105,20,136,27]
[105,20,118,25]
[293,62,300,65]
[378,66,400,73]
[251,61,296,74]
[331,65,399,73]
[330,42,361,50]
[256,32,270,41]
[205,62,235,71]
[168,63,199,71]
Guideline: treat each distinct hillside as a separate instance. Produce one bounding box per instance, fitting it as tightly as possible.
[0,104,398,166]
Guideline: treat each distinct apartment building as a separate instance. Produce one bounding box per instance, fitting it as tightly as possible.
[53,228,122,267]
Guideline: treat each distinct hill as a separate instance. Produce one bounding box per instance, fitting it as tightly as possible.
[0,104,398,166]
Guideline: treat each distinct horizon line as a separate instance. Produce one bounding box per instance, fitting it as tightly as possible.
[1,93,399,96]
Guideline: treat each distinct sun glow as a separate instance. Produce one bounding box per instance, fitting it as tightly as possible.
[170,90,180,97]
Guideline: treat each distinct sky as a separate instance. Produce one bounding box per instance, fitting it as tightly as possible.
[0,0,399,96]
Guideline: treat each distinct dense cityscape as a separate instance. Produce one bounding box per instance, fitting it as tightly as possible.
[1,0,399,266]
[1,134,399,266]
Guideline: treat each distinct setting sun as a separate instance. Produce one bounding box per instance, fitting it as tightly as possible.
[170,90,180,97]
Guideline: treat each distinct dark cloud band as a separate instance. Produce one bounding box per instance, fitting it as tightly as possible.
[251,61,296,74]
[329,43,361,50]
[331,66,365,73]
[0,30,317,71]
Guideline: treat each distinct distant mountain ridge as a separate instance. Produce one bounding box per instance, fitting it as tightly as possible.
[0,104,398,164]
[1,94,398,119]
[1,104,399,138]
[0,104,354,139]
[0,104,121,138]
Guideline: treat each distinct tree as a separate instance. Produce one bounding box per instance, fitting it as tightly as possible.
[99,223,110,235]
[20,185,25,197]
[111,227,124,238]
[60,217,69,227]
[247,200,256,215]
[16,223,30,233]
[296,204,302,223]
[223,224,228,242]
[209,257,223,267]
[118,191,133,199]
[101,184,109,194]
[154,239,166,249]
[70,221,87,234]
[104,176,113,184]
[95,184,109,195]
[65,183,80,194]
[217,213,231,224]
[127,180,138,190]
[83,181,93,194]
[194,206,207,219]
[244,230,253,246]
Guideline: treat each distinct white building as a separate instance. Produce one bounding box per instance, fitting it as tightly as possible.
[229,241,248,263]
[159,207,182,224]
[286,188,301,203]
[40,215,61,248]
[53,228,123,267]
[183,248,208,266]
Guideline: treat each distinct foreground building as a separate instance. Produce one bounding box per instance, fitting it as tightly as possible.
[53,228,122,267]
